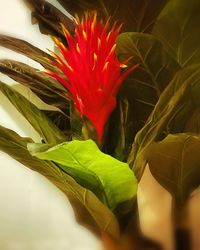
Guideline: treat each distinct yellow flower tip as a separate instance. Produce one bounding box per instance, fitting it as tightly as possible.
[82,30,87,40]
[106,31,111,41]
[91,21,95,32]
[51,36,64,50]
[93,11,97,22]
[67,64,74,72]
[55,58,62,64]
[93,52,97,61]
[60,23,71,37]
[103,61,109,71]
[98,38,101,49]
[51,36,59,44]
[47,48,54,55]
[60,42,67,51]
[76,43,81,53]
[120,63,128,68]
[46,49,61,64]
[110,44,116,54]
[91,12,97,32]
[51,36,66,52]
[42,69,52,75]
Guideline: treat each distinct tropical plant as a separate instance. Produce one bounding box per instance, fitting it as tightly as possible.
[0,0,200,249]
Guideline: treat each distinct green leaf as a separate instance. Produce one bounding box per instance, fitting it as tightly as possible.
[0,35,57,72]
[130,65,200,176]
[0,59,69,111]
[29,140,137,210]
[0,81,66,144]
[56,0,169,32]
[109,32,180,159]
[105,98,129,162]
[24,0,74,41]
[153,0,200,67]
[0,125,119,238]
[135,133,200,204]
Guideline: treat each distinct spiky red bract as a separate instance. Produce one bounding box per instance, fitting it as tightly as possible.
[45,13,138,142]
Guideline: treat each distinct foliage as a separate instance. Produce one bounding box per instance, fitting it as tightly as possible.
[0,0,200,246]
[0,125,119,238]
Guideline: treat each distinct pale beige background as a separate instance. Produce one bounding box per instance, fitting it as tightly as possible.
[0,1,101,249]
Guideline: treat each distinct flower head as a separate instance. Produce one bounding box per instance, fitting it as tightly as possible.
[45,13,138,142]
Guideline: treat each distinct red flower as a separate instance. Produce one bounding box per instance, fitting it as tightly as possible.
[45,13,138,142]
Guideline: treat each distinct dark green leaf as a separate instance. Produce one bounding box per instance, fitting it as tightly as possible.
[0,35,57,72]
[0,125,119,238]
[153,0,200,66]
[29,140,137,210]
[105,98,129,162]
[135,133,200,204]
[43,110,70,136]
[24,0,74,40]
[57,0,168,33]
[0,81,66,144]
[130,65,200,177]
[108,32,180,159]
[0,59,69,111]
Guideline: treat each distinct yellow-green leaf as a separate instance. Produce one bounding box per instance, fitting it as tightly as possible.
[29,139,137,210]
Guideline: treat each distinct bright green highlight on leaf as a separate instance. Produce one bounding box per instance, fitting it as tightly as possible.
[29,139,137,210]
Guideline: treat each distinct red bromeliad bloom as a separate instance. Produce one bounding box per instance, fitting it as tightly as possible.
[45,13,138,142]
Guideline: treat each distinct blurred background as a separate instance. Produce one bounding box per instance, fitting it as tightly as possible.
[0,0,102,249]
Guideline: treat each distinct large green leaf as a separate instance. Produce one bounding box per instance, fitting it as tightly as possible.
[0,125,119,238]
[135,133,200,204]
[153,0,200,67]
[28,140,137,210]
[24,0,74,41]
[130,65,200,177]
[108,32,179,159]
[54,0,168,33]
[0,81,66,144]
[0,59,69,111]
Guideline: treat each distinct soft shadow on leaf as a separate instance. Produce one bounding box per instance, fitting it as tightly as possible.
[28,140,137,211]
[107,32,180,160]
[0,81,66,144]
[136,133,200,205]
[43,110,70,137]
[130,65,200,185]
[0,59,69,112]
[55,0,169,33]
[24,0,74,41]
[153,0,200,67]
[0,125,119,239]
